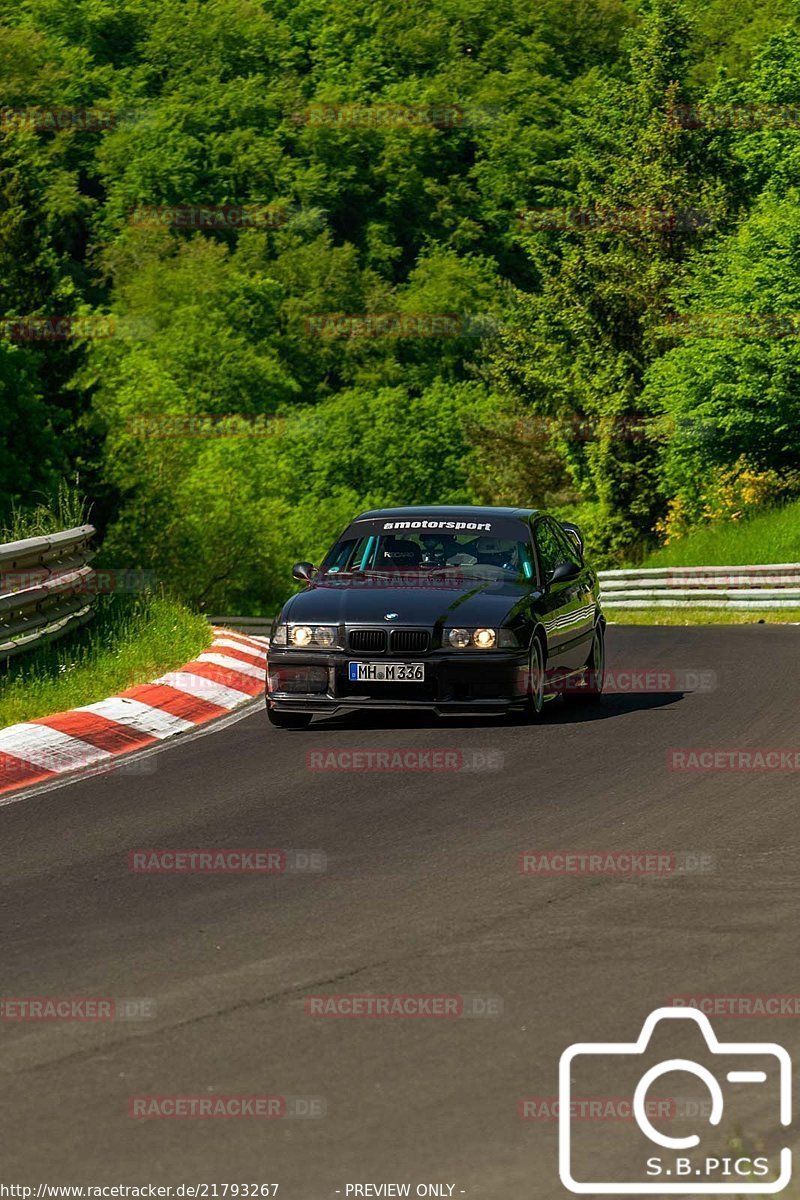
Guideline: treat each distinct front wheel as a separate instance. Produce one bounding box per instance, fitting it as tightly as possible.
[518,636,546,722]
[563,621,605,704]
[266,703,313,729]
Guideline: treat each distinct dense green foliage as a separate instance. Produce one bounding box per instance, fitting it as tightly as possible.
[1,0,799,609]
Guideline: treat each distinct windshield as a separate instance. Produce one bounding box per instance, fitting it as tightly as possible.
[319,531,535,581]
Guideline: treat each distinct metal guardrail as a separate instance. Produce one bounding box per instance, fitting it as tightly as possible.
[0,526,96,660]
[599,563,800,608]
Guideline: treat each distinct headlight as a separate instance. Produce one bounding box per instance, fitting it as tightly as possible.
[272,624,288,646]
[282,623,342,649]
[498,627,519,648]
[313,625,337,647]
[445,627,499,649]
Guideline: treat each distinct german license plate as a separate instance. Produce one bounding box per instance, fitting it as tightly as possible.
[348,661,425,682]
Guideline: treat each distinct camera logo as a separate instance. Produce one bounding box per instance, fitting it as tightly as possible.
[559,1006,791,1193]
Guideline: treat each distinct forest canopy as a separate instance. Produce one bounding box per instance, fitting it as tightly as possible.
[1,0,799,609]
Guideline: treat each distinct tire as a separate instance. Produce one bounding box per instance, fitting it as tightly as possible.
[266,703,313,729]
[518,635,546,722]
[563,621,605,705]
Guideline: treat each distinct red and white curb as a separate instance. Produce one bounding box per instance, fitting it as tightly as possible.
[0,628,268,797]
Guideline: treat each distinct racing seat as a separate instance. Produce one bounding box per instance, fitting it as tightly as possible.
[379,538,423,568]
[476,538,516,569]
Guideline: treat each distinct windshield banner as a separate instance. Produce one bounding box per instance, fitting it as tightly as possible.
[342,516,530,539]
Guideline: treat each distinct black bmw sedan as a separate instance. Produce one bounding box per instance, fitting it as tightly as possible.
[266,505,605,727]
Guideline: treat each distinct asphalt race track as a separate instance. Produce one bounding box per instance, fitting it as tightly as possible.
[2,625,800,1196]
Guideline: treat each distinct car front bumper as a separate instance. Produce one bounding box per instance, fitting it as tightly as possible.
[266,648,530,716]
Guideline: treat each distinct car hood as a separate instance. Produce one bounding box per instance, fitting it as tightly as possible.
[281,575,535,628]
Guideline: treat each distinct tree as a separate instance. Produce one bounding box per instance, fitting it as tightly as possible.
[486,0,721,561]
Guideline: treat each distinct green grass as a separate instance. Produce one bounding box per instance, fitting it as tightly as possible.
[606,606,800,625]
[0,477,89,541]
[639,499,800,568]
[0,594,212,729]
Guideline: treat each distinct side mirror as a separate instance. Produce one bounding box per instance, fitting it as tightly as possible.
[550,560,580,584]
[292,561,316,583]
[561,521,584,558]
